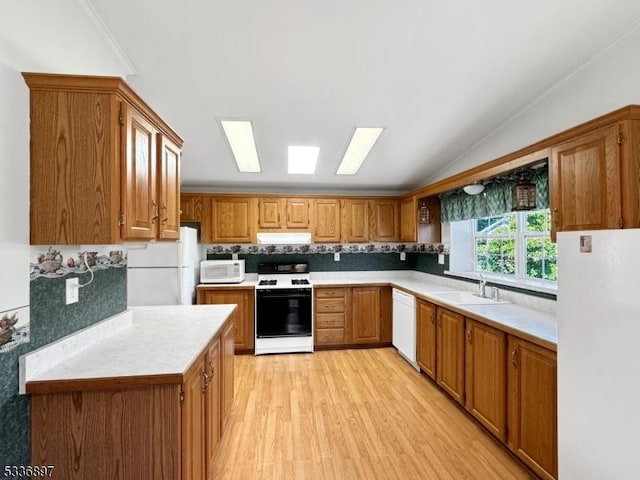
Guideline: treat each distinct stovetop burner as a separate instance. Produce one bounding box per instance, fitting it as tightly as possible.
[258,279,277,286]
[291,279,310,285]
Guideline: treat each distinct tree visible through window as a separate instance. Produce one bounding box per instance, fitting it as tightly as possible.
[475,209,557,282]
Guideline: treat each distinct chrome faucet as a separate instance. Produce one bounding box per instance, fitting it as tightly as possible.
[478,273,487,298]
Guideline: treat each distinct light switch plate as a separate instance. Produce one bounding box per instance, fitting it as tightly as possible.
[400,252,406,261]
[66,277,79,305]
[334,252,340,261]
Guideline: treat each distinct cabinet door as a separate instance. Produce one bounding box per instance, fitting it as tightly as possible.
[550,125,621,236]
[417,299,437,380]
[436,307,465,404]
[205,338,221,476]
[157,135,181,240]
[400,196,417,242]
[180,194,212,243]
[507,336,557,480]
[258,198,282,229]
[285,198,310,228]
[221,318,235,432]
[212,197,254,243]
[197,289,254,352]
[314,199,341,242]
[352,287,381,343]
[182,359,206,480]
[370,200,399,242]
[465,319,506,441]
[121,104,158,240]
[343,199,369,242]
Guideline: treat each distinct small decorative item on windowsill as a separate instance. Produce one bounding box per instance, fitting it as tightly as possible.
[512,174,537,211]
[418,199,431,224]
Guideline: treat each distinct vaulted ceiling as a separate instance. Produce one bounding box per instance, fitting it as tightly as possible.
[4,0,640,194]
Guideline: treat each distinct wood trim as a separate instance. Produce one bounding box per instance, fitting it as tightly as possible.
[26,373,185,394]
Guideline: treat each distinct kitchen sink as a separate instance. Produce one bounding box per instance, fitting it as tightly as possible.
[427,291,510,305]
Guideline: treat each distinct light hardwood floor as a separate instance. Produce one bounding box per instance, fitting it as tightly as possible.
[211,348,534,479]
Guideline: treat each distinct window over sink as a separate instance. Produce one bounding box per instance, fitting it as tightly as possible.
[448,209,557,293]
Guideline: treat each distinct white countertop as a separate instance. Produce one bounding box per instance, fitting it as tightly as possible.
[195,270,557,348]
[23,305,236,389]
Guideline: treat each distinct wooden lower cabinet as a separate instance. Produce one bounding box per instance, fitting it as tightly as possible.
[465,319,506,442]
[416,299,437,379]
[507,336,558,480]
[436,307,465,404]
[352,287,381,343]
[197,287,255,353]
[314,286,391,348]
[221,317,235,430]
[29,317,234,480]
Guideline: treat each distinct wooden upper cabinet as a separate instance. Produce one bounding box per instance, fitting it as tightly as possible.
[157,135,181,240]
[180,193,213,243]
[342,199,369,243]
[314,199,341,242]
[400,195,418,242]
[212,197,254,243]
[257,198,282,229]
[121,105,158,241]
[370,200,399,242]
[436,307,465,404]
[507,336,557,480]
[352,287,381,343]
[285,198,311,229]
[550,124,622,236]
[257,197,311,230]
[417,299,437,380]
[465,319,506,442]
[24,73,183,245]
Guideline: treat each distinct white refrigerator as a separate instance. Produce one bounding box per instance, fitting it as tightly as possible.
[557,229,640,479]
[127,227,201,306]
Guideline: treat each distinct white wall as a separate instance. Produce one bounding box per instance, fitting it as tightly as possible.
[0,64,29,312]
[431,23,640,181]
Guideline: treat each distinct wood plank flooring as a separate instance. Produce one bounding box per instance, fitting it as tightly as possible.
[211,348,534,479]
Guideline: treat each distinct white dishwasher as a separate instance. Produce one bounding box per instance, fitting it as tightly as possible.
[392,288,419,371]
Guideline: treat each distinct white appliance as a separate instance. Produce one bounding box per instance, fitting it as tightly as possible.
[127,227,200,306]
[200,260,245,284]
[255,261,313,355]
[557,229,640,479]
[392,288,419,371]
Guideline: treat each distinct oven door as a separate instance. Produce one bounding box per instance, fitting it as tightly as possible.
[256,288,312,338]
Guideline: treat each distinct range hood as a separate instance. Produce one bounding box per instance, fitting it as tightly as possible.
[256,232,312,245]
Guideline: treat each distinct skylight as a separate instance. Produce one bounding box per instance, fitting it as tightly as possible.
[288,146,319,174]
[336,127,384,175]
[220,120,261,173]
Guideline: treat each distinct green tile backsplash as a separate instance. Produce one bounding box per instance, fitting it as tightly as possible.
[207,251,449,276]
[0,266,126,469]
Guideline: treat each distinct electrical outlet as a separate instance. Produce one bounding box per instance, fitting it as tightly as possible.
[66,277,79,305]
[400,252,406,261]
[232,253,239,260]
[438,253,445,265]
[334,252,340,261]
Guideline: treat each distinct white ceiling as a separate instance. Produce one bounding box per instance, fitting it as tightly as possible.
[5,1,640,194]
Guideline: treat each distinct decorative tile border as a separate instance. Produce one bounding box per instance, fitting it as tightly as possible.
[30,247,127,281]
[206,242,449,255]
[0,306,30,353]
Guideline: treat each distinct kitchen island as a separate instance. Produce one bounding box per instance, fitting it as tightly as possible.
[21,304,236,480]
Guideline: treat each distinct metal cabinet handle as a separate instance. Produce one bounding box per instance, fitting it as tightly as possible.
[161,204,168,225]
[209,361,215,378]
[430,312,435,325]
[511,349,518,368]
[552,208,559,226]
[151,201,159,223]
[202,369,210,391]
[467,329,472,344]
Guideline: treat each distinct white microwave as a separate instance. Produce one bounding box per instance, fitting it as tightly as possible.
[200,260,246,284]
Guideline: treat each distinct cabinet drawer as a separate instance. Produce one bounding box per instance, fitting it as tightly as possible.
[315,288,346,299]
[316,298,345,313]
[316,313,345,329]
[316,328,345,345]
